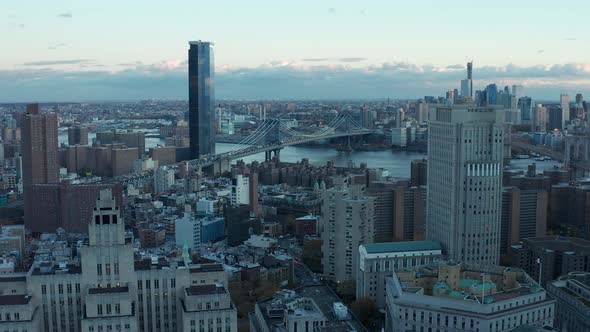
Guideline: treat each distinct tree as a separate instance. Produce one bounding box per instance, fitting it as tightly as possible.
[350,297,378,329]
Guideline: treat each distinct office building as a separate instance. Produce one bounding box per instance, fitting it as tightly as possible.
[547,271,590,331]
[518,97,533,124]
[560,94,570,124]
[500,187,548,255]
[250,286,367,332]
[532,104,548,132]
[460,61,473,98]
[21,103,60,232]
[427,105,504,265]
[547,106,563,131]
[416,100,429,124]
[320,175,375,282]
[410,158,427,186]
[357,241,443,309]
[510,236,590,286]
[485,84,498,105]
[188,41,216,159]
[154,166,175,194]
[548,182,590,239]
[0,189,237,332]
[512,85,524,100]
[385,262,555,332]
[68,126,89,146]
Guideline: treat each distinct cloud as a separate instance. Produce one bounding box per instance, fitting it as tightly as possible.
[303,58,331,62]
[328,8,336,14]
[2,60,590,102]
[563,37,577,41]
[22,59,93,66]
[338,57,367,63]
[48,43,67,50]
[538,50,545,54]
[57,13,72,18]
[14,23,25,29]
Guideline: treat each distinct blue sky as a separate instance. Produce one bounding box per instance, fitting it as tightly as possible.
[2,0,590,101]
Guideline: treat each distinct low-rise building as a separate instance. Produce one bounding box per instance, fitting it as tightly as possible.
[385,262,555,332]
[250,286,367,332]
[357,241,443,309]
[546,271,590,331]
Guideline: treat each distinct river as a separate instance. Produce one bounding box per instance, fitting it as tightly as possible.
[59,130,563,180]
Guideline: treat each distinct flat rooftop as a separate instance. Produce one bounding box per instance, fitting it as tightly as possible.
[254,285,367,332]
[88,286,129,295]
[186,285,226,296]
[363,240,441,254]
[0,294,32,305]
[521,236,590,252]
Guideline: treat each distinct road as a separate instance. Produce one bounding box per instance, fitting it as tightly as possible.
[295,261,320,286]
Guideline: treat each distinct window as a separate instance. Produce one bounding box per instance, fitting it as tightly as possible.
[138,280,142,290]
[115,304,120,314]
[76,284,81,293]
[97,264,102,276]
[97,304,103,315]
[41,285,47,295]
[114,263,119,275]
[58,285,63,294]
[171,278,176,288]
[145,280,150,289]
[154,280,159,289]
[106,304,112,314]
[106,264,111,276]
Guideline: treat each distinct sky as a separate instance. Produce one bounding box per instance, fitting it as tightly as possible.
[2,0,590,102]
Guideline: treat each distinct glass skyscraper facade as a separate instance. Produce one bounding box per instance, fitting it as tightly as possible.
[188,41,215,159]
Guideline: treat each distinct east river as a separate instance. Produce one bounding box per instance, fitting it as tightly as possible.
[59,131,563,179]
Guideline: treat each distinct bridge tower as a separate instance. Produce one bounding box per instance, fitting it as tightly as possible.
[264,119,282,162]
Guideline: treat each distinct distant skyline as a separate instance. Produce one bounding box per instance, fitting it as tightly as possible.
[2,0,590,102]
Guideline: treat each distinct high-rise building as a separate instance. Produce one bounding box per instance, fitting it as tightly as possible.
[512,85,525,100]
[518,97,533,124]
[460,62,473,98]
[154,166,175,194]
[485,84,498,105]
[532,104,548,132]
[188,41,215,159]
[21,103,59,232]
[500,187,548,255]
[560,94,570,124]
[68,126,89,146]
[320,175,375,282]
[0,189,238,332]
[511,236,590,286]
[427,105,504,265]
[230,174,250,206]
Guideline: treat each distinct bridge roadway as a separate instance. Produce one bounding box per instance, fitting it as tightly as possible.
[510,139,565,161]
[111,129,374,185]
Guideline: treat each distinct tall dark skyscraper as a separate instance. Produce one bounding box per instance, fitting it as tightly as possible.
[188,41,215,159]
[21,103,59,230]
[467,61,473,79]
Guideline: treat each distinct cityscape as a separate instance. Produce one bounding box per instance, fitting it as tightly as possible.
[3,2,590,332]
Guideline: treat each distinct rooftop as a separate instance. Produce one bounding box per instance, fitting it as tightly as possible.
[186,284,226,296]
[519,236,590,252]
[253,285,367,332]
[362,240,441,254]
[0,294,32,305]
[88,286,129,295]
